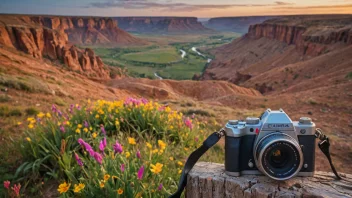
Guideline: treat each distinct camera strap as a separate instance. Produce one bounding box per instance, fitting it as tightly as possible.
[169,129,225,198]
[169,128,341,198]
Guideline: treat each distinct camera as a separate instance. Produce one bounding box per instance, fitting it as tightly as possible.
[224,109,316,180]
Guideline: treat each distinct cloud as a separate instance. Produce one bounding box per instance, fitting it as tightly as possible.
[274,1,294,6]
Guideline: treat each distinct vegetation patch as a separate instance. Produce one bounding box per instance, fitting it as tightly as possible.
[346,72,352,79]
[0,75,50,94]
[25,107,39,116]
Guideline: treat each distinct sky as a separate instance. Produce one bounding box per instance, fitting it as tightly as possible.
[0,0,351,17]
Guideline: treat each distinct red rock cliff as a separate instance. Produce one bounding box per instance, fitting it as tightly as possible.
[0,16,110,78]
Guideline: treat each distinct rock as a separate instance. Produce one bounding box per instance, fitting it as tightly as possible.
[186,162,352,198]
[308,111,313,115]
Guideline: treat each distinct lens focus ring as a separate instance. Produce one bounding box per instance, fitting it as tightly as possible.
[255,133,303,180]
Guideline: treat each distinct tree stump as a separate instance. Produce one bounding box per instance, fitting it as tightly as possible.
[186,162,352,198]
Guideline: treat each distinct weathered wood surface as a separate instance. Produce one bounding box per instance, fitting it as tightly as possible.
[186,162,352,198]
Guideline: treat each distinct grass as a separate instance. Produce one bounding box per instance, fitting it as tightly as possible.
[0,106,22,117]
[181,108,215,117]
[0,94,10,103]
[121,48,181,64]
[25,107,39,116]
[0,75,50,94]
[54,98,66,106]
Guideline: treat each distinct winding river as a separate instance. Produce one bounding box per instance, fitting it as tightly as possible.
[192,47,212,63]
[180,49,186,59]
[154,72,163,80]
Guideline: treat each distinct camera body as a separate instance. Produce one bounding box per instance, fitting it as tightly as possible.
[224,109,316,180]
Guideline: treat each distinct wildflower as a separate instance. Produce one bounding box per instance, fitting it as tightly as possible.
[95,114,100,119]
[99,139,106,152]
[101,125,106,135]
[177,161,183,166]
[152,149,159,154]
[57,110,62,117]
[17,122,22,125]
[128,137,136,145]
[113,141,123,154]
[104,174,110,181]
[184,117,193,130]
[84,121,89,128]
[120,164,125,172]
[92,132,97,139]
[69,104,74,113]
[158,140,166,150]
[115,120,120,126]
[78,139,95,157]
[112,176,118,180]
[99,181,105,188]
[78,124,83,129]
[137,165,144,180]
[146,142,152,149]
[73,183,85,193]
[75,153,83,167]
[58,182,70,194]
[125,151,131,158]
[26,137,31,142]
[94,152,103,165]
[89,127,93,131]
[51,104,57,113]
[75,128,81,134]
[28,124,34,129]
[158,183,163,191]
[178,169,182,174]
[169,157,174,161]
[11,183,21,197]
[37,112,45,118]
[136,150,141,159]
[117,188,123,195]
[46,113,51,118]
[3,180,10,189]
[60,125,65,133]
[150,163,163,174]
[83,128,88,133]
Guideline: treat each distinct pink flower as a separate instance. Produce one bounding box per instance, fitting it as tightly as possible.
[101,126,106,135]
[11,183,21,196]
[191,113,195,119]
[158,183,163,191]
[75,153,83,166]
[99,138,106,153]
[84,121,89,128]
[136,150,141,159]
[69,104,74,113]
[113,141,123,154]
[103,137,107,147]
[94,152,103,165]
[59,125,65,133]
[184,117,193,130]
[3,180,10,189]
[51,104,57,113]
[120,164,125,172]
[78,138,85,145]
[137,165,144,180]
[78,139,95,156]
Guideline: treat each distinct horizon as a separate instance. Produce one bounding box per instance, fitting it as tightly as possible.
[1,0,351,18]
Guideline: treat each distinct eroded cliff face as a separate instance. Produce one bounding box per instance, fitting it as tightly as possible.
[0,16,111,78]
[247,23,352,56]
[29,16,146,45]
[114,17,210,33]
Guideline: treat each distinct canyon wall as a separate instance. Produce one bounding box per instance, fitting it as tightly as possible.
[29,16,146,45]
[114,17,210,33]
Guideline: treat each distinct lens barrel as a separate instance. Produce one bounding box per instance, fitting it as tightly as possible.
[254,133,303,180]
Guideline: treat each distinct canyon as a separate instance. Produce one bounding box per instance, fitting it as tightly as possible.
[114,17,211,33]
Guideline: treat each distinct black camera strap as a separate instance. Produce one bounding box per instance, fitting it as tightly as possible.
[169,128,341,198]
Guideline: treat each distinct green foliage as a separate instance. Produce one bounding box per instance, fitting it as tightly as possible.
[308,98,318,105]
[346,72,352,79]
[0,75,50,94]
[54,98,66,107]
[25,107,39,116]
[0,106,22,117]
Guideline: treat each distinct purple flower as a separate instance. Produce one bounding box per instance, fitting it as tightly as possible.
[137,165,144,180]
[113,141,123,154]
[78,138,85,145]
[120,164,125,172]
[57,110,62,117]
[76,105,81,110]
[136,150,141,159]
[141,98,148,105]
[99,138,106,153]
[78,139,95,156]
[75,153,83,166]
[158,183,163,191]
[101,126,106,135]
[51,104,57,113]
[103,137,107,147]
[93,152,103,165]
[195,137,199,142]
[69,104,74,113]
[84,121,89,128]
[60,125,65,133]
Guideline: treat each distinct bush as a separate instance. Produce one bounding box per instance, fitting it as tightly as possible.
[0,106,22,117]
[54,98,66,107]
[182,108,214,117]
[25,107,39,116]
[8,109,22,117]
[346,72,352,79]
[11,98,214,197]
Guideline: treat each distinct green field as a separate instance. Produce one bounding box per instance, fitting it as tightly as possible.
[85,32,241,80]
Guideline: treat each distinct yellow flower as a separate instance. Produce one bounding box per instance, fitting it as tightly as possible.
[26,137,31,142]
[17,122,22,125]
[73,183,85,193]
[75,128,81,134]
[158,140,166,150]
[150,163,163,174]
[178,169,182,174]
[184,147,189,151]
[78,124,83,129]
[146,142,152,149]
[169,157,174,161]
[27,117,35,122]
[46,113,51,118]
[66,121,70,125]
[99,181,105,188]
[87,99,91,104]
[125,152,131,158]
[117,188,123,195]
[104,174,110,181]
[177,161,183,166]
[92,132,97,139]
[152,149,159,154]
[58,182,70,194]
[169,126,174,129]
[89,127,93,131]
[28,124,34,129]
[37,112,45,118]
[95,114,100,119]
[115,120,120,126]
[83,128,88,133]
[128,137,136,145]
[112,176,118,180]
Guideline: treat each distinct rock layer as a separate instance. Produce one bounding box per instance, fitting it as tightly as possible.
[114,17,210,33]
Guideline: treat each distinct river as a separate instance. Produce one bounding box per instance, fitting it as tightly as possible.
[180,49,186,59]
[192,47,212,63]
[154,72,163,80]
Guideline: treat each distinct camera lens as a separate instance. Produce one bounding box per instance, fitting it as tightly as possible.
[255,133,303,180]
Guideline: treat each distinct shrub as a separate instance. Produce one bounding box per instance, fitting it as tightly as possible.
[0,106,22,117]
[308,98,318,105]
[11,98,213,197]
[8,109,22,117]
[346,72,352,79]
[54,98,66,107]
[182,108,214,117]
[25,107,39,116]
